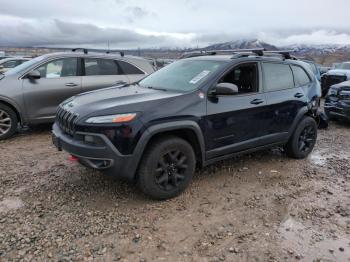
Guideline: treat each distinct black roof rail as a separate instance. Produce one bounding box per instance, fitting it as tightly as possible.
[264,50,296,60]
[106,50,125,57]
[210,48,266,56]
[71,48,88,54]
[180,48,297,61]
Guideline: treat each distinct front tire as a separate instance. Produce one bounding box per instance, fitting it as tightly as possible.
[286,116,317,159]
[0,104,18,140]
[137,136,196,200]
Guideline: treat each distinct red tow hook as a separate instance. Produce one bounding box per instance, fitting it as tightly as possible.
[68,155,79,162]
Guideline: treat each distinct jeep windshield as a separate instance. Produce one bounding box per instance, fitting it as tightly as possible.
[138,59,225,92]
[338,63,350,70]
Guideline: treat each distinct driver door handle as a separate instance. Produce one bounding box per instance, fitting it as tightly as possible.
[65,83,78,87]
[250,98,264,105]
[294,93,304,98]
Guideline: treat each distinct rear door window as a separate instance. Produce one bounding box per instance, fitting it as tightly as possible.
[291,65,311,87]
[84,58,120,76]
[117,60,144,75]
[263,63,294,91]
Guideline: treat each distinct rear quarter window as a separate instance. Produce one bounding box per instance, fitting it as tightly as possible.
[117,60,144,75]
[291,65,311,87]
[263,63,294,91]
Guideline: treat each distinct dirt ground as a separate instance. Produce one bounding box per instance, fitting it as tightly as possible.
[0,121,349,262]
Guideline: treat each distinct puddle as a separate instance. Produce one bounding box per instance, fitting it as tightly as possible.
[309,151,327,166]
[0,197,24,213]
[279,217,350,261]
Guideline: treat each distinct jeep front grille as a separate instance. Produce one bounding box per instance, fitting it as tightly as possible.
[56,106,79,136]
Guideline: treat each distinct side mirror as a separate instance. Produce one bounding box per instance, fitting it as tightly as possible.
[209,83,238,96]
[27,70,41,80]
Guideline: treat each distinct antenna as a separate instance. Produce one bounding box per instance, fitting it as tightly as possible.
[71,48,88,54]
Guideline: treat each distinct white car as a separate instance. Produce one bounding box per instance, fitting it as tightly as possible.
[0,57,31,73]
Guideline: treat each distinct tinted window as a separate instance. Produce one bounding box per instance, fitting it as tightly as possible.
[304,61,317,74]
[37,58,78,78]
[263,63,294,91]
[291,66,311,86]
[118,60,144,75]
[84,58,120,76]
[219,63,258,94]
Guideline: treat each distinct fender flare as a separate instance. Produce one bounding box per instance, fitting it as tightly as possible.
[287,106,310,140]
[0,95,25,124]
[129,120,206,178]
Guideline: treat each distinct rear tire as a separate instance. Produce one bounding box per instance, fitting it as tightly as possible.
[0,104,18,140]
[137,136,196,200]
[286,116,317,159]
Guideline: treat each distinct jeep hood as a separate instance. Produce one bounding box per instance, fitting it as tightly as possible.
[61,84,182,116]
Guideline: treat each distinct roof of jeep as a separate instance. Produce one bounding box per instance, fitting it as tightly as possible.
[185,55,315,78]
[186,54,307,65]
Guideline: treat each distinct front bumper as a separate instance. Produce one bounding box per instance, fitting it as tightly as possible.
[324,100,350,121]
[52,123,137,180]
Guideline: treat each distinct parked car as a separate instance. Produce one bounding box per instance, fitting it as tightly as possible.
[0,57,31,73]
[0,49,155,139]
[320,66,331,76]
[321,62,350,96]
[52,49,321,199]
[324,80,350,121]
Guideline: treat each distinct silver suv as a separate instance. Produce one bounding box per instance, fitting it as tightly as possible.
[0,49,155,139]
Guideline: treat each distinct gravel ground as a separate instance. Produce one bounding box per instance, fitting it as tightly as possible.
[0,121,349,262]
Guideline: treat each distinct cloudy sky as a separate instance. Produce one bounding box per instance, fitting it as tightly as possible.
[0,0,349,48]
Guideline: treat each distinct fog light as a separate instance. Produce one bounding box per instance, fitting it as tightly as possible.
[84,135,95,143]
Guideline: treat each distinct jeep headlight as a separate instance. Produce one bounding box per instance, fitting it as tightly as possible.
[85,113,137,124]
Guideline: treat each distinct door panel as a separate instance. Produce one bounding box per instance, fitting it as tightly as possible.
[82,58,130,92]
[22,57,82,121]
[127,74,147,83]
[264,88,306,135]
[82,75,130,92]
[262,62,308,136]
[205,93,269,158]
[22,76,82,121]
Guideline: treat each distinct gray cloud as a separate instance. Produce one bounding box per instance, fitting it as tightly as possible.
[0,0,349,48]
[0,19,186,48]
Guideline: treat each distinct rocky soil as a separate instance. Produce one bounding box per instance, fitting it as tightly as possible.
[0,121,349,262]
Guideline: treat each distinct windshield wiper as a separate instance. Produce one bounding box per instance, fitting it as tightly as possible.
[147,86,167,91]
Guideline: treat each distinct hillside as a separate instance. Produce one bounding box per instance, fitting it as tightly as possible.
[205,39,350,66]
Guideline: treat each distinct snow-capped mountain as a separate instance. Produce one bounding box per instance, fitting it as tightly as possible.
[205,39,278,51]
[282,44,350,55]
[203,39,350,65]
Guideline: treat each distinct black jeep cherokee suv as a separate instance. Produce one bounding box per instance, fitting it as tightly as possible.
[52,50,321,199]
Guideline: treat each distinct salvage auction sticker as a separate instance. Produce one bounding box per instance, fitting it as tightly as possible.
[189,70,211,84]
